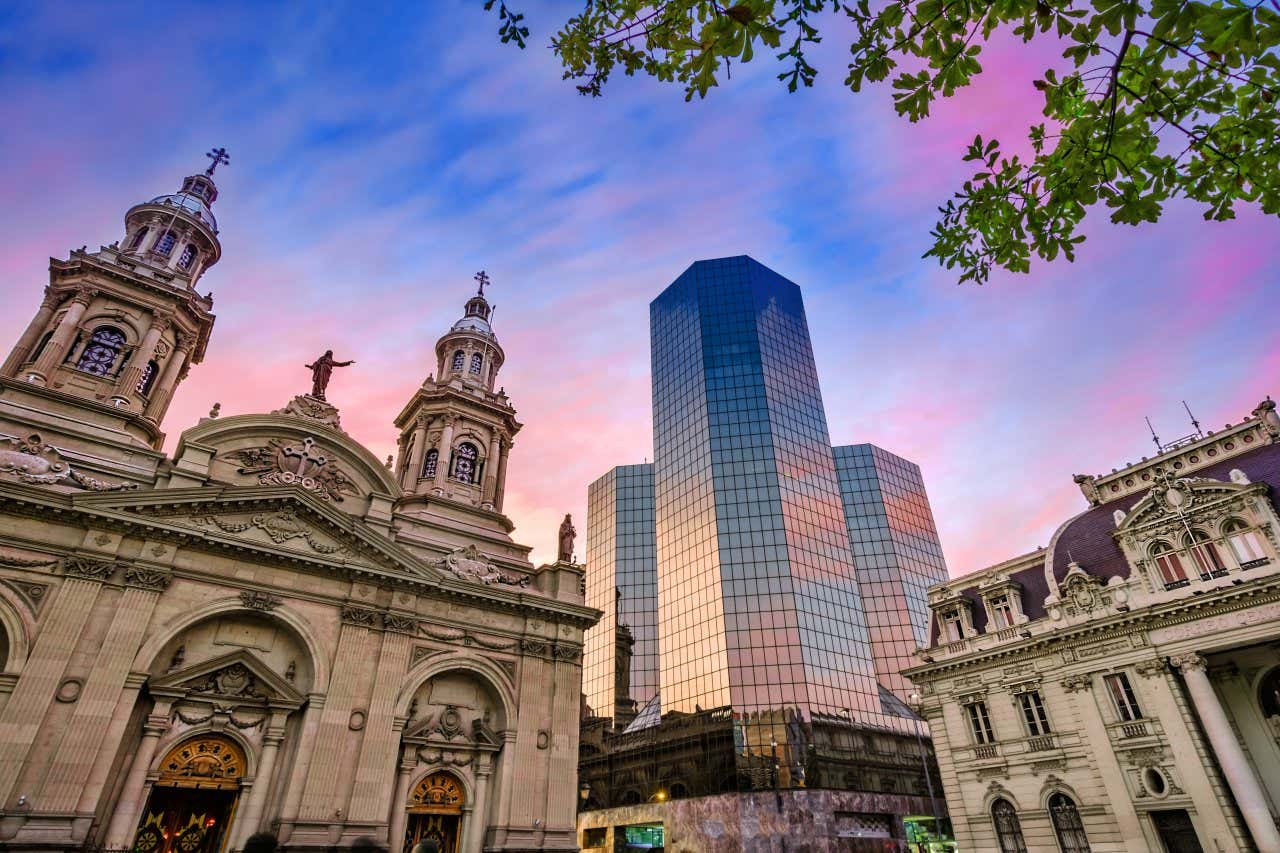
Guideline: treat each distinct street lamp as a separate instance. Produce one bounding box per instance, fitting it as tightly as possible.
[908,691,942,846]
[579,780,592,809]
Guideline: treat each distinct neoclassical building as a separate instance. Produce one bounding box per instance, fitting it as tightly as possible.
[906,399,1280,852]
[0,159,598,852]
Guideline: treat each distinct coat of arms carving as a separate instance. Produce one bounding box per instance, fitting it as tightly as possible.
[223,436,356,502]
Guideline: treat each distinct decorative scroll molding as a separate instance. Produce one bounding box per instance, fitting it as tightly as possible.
[434,545,530,587]
[552,644,583,662]
[124,566,171,591]
[341,604,380,627]
[383,613,417,634]
[1133,659,1167,679]
[421,624,467,642]
[62,557,122,581]
[1168,652,1207,673]
[1060,674,1094,693]
[222,436,357,502]
[194,508,349,555]
[0,433,135,491]
[519,639,549,657]
[239,590,283,611]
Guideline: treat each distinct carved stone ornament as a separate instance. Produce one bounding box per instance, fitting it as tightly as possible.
[1169,652,1207,673]
[272,394,346,432]
[383,612,418,634]
[1134,659,1168,679]
[520,638,550,657]
[222,436,357,502]
[124,566,171,591]
[341,604,380,627]
[192,663,267,699]
[1060,673,1094,693]
[435,545,531,587]
[553,644,583,662]
[195,508,349,555]
[0,433,135,491]
[239,590,283,611]
[62,557,121,581]
[1059,564,1108,615]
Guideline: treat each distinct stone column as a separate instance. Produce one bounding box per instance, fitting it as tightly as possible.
[230,715,287,849]
[483,432,503,506]
[387,748,416,853]
[494,438,511,512]
[103,707,171,848]
[2,288,59,376]
[27,287,96,384]
[1171,652,1280,851]
[120,313,172,396]
[464,756,493,852]
[405,418,428,489]
[0,569,105,805]
[432,415,456,490]
[348,627,413,824]
[40,578,167,811]
[142,333,193,423]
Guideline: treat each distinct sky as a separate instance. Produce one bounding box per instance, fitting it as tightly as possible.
[1,2,1275,574]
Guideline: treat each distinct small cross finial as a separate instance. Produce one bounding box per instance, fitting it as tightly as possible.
[474,270,490,297]
[205,147,230,176]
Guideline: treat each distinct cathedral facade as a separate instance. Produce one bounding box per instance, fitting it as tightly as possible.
[0,161,598,852]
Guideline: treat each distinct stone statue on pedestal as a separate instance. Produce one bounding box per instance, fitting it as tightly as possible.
[305,350,354,400]
[558,513,576,562]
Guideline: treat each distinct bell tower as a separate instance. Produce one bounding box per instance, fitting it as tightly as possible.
[393,272,521,517]
[0,150,227,483]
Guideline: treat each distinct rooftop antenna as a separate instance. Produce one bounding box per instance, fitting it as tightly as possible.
[1182,400,1203,437]
[1145,416,1162,451]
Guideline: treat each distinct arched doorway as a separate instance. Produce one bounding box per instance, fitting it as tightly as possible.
[131,735,245,853]
[403,772,465,853]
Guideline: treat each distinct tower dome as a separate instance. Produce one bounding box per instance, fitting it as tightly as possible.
[435,271,504,392]
[120,148,229,286]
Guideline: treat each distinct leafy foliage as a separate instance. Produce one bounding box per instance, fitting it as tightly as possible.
[487,0,1280,283]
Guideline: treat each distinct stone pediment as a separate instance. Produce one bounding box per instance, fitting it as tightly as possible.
[1115,474,1260,533]
[151,649,305,709]
[84,490,441,581]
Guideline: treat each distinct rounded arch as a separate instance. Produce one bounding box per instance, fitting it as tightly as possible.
[407,766,473,809]
[79,313,144,343]
[394,653,517,726]
[150,724,259,781]
[1253,665,1280,718]
[0,587,33,672]
[1039,779,1085,812]
[1148,539,1175,557]
[1043,507,1093,596]
[132,596,329,692]
[982,782,1023,813]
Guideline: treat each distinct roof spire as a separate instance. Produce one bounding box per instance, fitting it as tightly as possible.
[205,146,230,177]
[1182,399,1203,437]
[1145,416,1161,451]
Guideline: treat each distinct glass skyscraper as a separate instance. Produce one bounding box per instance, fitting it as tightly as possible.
[583,464,658,723]
[651,256,887,736]
[583,256,949,793]
[833,444,949,701]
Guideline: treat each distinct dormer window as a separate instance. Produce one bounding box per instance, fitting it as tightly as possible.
[1149,540,1188,589]
[942,610,965,641]
[990,595,1015,629]
[1184,529,1227,579]
[1223,517,1268,567]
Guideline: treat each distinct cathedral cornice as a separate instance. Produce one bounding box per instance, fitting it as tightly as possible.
[0,482,598,628]
[0,376,169,448]
[392,386,521,432]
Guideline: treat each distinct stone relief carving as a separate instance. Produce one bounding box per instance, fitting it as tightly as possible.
[239,590,283,611]
[434,545,530,587]
[123,566,171,591]
[1060,674,1094,693]
[341,604,380,626]
[272,394,346,432]
[383,613,417,634]
[1134,659,1168,679]
[222,436,357,502]
[0,578,49,614]
[194,508,349,555]
[62,557,122,581]
[0,433,135,491]
[191,663,268,699]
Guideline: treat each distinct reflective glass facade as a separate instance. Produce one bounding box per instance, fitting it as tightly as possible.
[650,257,887,741]
[583,464,659,723]
[833,444,949,701]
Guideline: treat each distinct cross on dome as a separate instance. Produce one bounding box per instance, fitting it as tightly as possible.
[205,147,231,176]
[474,270,490,297]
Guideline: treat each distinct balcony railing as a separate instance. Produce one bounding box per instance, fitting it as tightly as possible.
[972,744,999,760]
[1106,716,1160,743]
[1025,734,1056,752]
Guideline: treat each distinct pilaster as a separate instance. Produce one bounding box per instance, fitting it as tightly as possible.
[347,622,413,824]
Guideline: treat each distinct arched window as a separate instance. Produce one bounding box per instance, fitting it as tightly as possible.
[1149,541,1188,589]
[451,442,479,484]
[1183,529,1226,579]
[129,226,149,250]
[75,326,127,376]
[153,230,177,256]
[1048,793,1091,852]
[992,799,1028,853]
[136,360,158,395]
[177,244,198,269]
[451,350,465,372]
[1223,517,1268,566]
[422,448,438,479]
[470,352,483,375]
[28,330,54,364]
